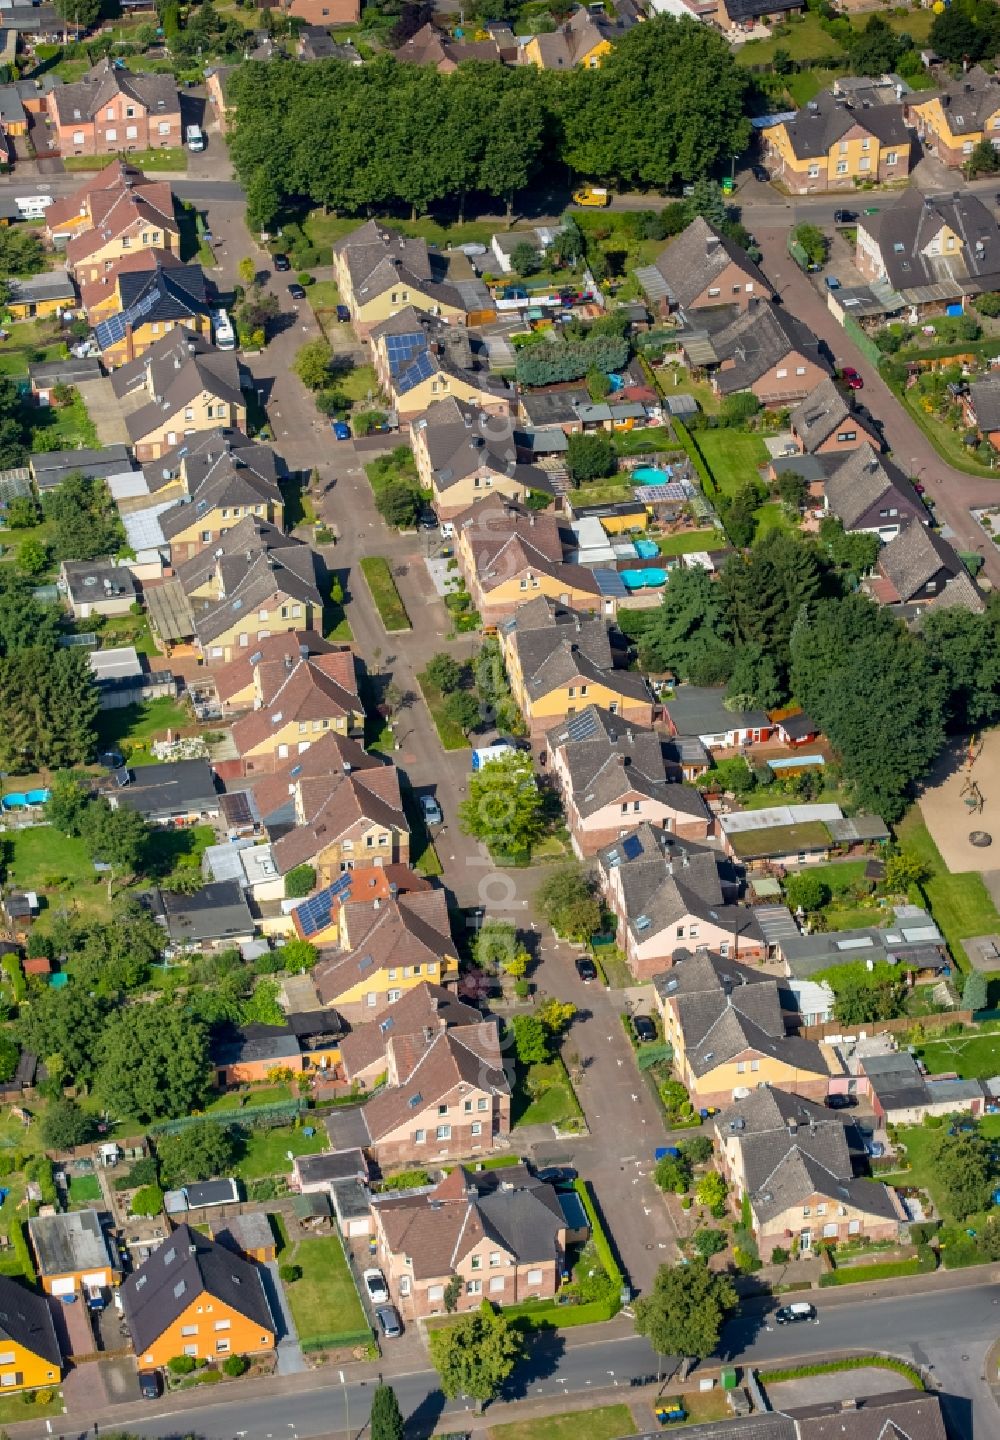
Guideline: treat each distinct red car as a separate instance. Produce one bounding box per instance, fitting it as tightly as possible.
[841,367,864,390]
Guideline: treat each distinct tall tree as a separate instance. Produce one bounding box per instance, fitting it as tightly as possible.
[15,989,107,1086]
[370,1382,405,1440]
[428,1301,522,1410]
[458,753,546,856]
[638,565,732,680]
[922,602,1000,731]
[633,1260,737,1379]
[95,1004,210,1122]
[156,1121,237,1188]
[0,648,98,771]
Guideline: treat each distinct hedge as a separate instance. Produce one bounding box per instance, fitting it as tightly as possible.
[9,1219,35,1285]
[151,1099,306,1134]
[573,1178,624,1303]
[818,1250,936,1287]
[507,1295,618,1330]
[673,419,717,498]
[758,1356,924,1390]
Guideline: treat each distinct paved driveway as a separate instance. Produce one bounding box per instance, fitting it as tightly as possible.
[263,1261,307,1376]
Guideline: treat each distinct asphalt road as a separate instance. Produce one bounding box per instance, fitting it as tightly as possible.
[30,1281,998,1440]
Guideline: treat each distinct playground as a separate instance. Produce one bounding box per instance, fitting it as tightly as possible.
[918,730,1000,878]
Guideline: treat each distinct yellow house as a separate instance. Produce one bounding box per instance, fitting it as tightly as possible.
[654,952,836,1109]
[157,431,285,564]
[271,765,409,881]
[521,6,628,68]
[411,397,554,518]
[29,1210,121,1298]
[371,308,512,421]
[762,90,910,194]
[455,493,610,627]
[112,329,245,463]
[499,595,654,735]
[93,262,212,368]
[314,888,459,1020]
[333,220,465,336]
[6,271,77,321]
[908,67,1000,169]
[62,173,180,286]
[0,1276,61,1394]
[232,650,364,771]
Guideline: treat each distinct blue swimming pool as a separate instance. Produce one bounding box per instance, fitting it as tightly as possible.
[621,568,668,590]
[633,466,673,485]
[26,789,50,805]
[633,539,660,559]
[608,373,625,392]
[2,788,51,811]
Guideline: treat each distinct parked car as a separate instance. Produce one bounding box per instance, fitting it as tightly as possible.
[775,1302,817,1325]
[363,1268,389,1304]
[833,209,857,225]
[841,366,864,390]
[419,794,443,826]
[632,1014,657,1043]
[752,165,769,183]
[288,282,307,300]
[336,304,351,322]
[575,955,597,983]
[419,510,438,530]
[825,1093,856,1110]
[824,275,841,291]
[332,421,351,440]
[536,1166,577,1185]
[273,253,291,272]
[375,1304,403,1339]
[139,1370,163,1400]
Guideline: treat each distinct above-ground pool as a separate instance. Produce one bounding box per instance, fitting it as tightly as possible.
[633,539,660,559]
[2,788,51,811]
[26,789,50,805]
[633,466,673,485]
[621,568,668,589]
[608,373,625,392]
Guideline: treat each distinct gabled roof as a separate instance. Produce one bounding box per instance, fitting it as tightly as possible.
[665,686,769,738]
[121,1223,274,1354]
[776,90,908,162]
[361,1019,508,1142]
[313,889,452,1004]
[146,879,254,943]
[175,520,321,646]
[790,1392,947,1440]
[292,863,431,945]
[709,300,831,394]
[271,765,406,876]
[334,220,464,313]
[415,398,553,495]
[243,729,382,834]
[116,262,209,327]
[79,246,184,317]
[789,377,880,452]
[862,186,1000,295]
[825,444,925,531]
[504,601,650,705]
[214,630,335,704]
[377,1165,564,1279]
[372,307,511,405]
[112,329,243,444]
[911,64,1000,133]
[650,217,771,313]
[65,175,178,268]
[231,651,361,756]
[0,1274,60,1368]
[51,57,179,127]
[339,978,481,1076]
[456,495,601,599]
[878,522,965,602]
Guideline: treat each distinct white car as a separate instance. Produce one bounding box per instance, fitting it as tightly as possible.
[363,1268,389,1305]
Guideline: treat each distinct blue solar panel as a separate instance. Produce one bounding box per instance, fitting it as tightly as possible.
[397,349,435,394]
[621,833,643,861]
[96,283,163,352]
[591,567,629,598]
[384,331,424,375]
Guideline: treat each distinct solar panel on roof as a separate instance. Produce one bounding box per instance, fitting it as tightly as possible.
[562,709,601,743]
[621,833,643,860]
[591,568,629,598]
[398,349,435,393]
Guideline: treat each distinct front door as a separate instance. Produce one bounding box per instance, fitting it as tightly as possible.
[800,1230,812,1252]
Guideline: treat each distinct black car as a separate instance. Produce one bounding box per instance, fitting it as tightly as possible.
[139,1370,163,1400]
[632,1014,657,1043]
[273,253,291,271]
[833,209,857,225]
[336,304,351,322]
[825,1093,856,1110]
[536,1166,577,1185]
[752,164,769,183]
[775,1302,817,1325]
[575,955,597,983]
[288,282,307,301]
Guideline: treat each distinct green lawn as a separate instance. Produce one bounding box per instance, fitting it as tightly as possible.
[307,280,341,309]
[896,808,1000,970]
[4,825,111,925]
[895,383,1000,479]
[612,427,684,457]
[416,667,471,751]
[301,211,497,265]
[204,1085,292,1113]
[694,430,770,499]
[67,1173,102,1206]
[233,1124,326,1180]
[0,341,65,380]
[28,390,98,451]
[915,1026,1000,1081]
[656,529,719,556]
[734,8,935,68]
[488,1405,636,1440]
[63,147,187,172]
[95,695,193,753]
[338,362,380,405]
[0,1390,64,1424]
[360,556,411,632]
[513,1058,583,1129]
[753,501,793,538]
[280,1233,369,1347]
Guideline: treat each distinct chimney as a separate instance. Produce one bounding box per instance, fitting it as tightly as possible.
[574,615,581,632]
[841,1400,858,1412]
[788,1117,798,1136]
[626,729,633,743]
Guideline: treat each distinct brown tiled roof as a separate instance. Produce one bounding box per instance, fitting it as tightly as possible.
[339,979,478,1076]
[51,58,179,127]
[314,890,452,1004]
[214,631,334,705]
[456,495,600,598]
[231,652,361,757]
[65,178,178,268]
[362,1020,507,1142]
[271,766,406,876]
[245,729,381,827]
[79,246,183,317]
[45,158,144,231]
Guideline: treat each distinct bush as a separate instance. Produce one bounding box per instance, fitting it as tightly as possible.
[222,1354,249,1377]
[169,1355,197,1375]
[279,1263,302,1283]
[285,864,316,899]
[514,979,530,998]
[770,1245,790,1265]
[759,1356,924,1389]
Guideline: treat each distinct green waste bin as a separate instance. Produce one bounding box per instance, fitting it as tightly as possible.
[721,1368,738,1391]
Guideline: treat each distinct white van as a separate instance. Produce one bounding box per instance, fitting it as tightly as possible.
[185,124,205,152]
[212,309,235,351]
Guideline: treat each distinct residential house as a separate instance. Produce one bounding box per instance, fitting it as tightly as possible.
[108,758,219,824]
[777,906,949,986]
[112,329,245,462]
[637,217,772,318]
[337,981,482,1085]
[326,982,510,1164]
[62,173,180,286]
[791,1392,948,1440]
[410,398,554,518]
[824,444,926,540]
[858,1049,986,1126]
[768,707,820,747]
[211,1212,278,1264]
[788,377,882,461]
[31,443,133,492]
[713,1086,904,1257]
[545,703,712,856]
[962,373,1000,449]
[230,650,364,771]
[201,838,285,904]
[237,729,384,838]
[711,0,803,32]
[272,0,361,28]
[855,188,1000,310]
[490,226,558,274]
[596,822,762,980]
[291,864,431,946]
[0,1275,61,1394]
[268,764,409,883]
[5,271,76,321]
[499,597,653,735]
[718,804,886,870]
[394,21,516,69]
[332,221,465,337]
[373,1164,567,1318]
[145,427,285,564]
[370,308,513,422]
[78,247,184,322]
[698,300,832,404]
[145,879,256,950]
[313,888,457,1021]
[454,495,609,627]
[93,262,211,366]
[521,4,636,68]
[518,386,590,435]
[762,90,910,194]
[872,523,983,610]
[28,1210,121,1297]
[122,1223,275,1372]
[211,1012,342,1086]
[46,59,181,157]
[907,66,1000,169]
[663,685,772,750]
[654,950,835,1109]
[214,630,336,712]
[298,26,364,61]
[60,558,137,619]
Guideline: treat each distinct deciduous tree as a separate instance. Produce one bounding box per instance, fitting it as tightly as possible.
[428,1300,522,1409]
[633,1260,736,1377]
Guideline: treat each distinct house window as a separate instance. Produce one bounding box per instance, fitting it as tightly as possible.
[675,926,684,939]
[464,1100,473,1113]
[807,165,820,179]
[707,287,721,297]
[689,924,699,939]
[817,1204,826,1216]
[490,1276,505,1292]
[201,530,212,543]
[106,128,117,142]
[963,141,975,153]
[388,968,398,980]
[776,368,788,378]
[0,1375,15,1388]
[478,1097,488,1110]
[467,1280,482,1294]
[803,1206,811,1217]
[438,1104,448,1116]
[159,121,171,135]
[106,106,115,119]
[428,1284,444,1301]
[837,431,856,442]
[184,1345,198,1357]
[414,1129,426,1143]
[838,140,847,154]
[388,989,401,1002]
[751,1059,760,1071]
[181,1326,198,1336]
[860,137,870,151]
[366,992,377,1008]
[527,1269,543,1285]
[795,366,806,376]
[858,157,870,172]
[737,1061,746,1074]
[490,1253,502,1267]
[436,1124,451,1140]
[836,161,848,175]
[886,151,897,165]
[216,1340,230,1354]
[471,1122,482,1136]
[471,1255,482,1270]
[127,125,138,139]
[73,131,84,144]
[0,1353,13,1366]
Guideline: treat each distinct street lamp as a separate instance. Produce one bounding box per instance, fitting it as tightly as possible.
[339,1368,349,1440]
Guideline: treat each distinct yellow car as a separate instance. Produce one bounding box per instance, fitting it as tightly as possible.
[572,185,611,207]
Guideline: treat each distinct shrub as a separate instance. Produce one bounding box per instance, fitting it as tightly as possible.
[285,864,316,899]
[770,1245,790,1264]
[279,1263,302,1283]
[222,1354,249,1377]
[169,1355,197,1375]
